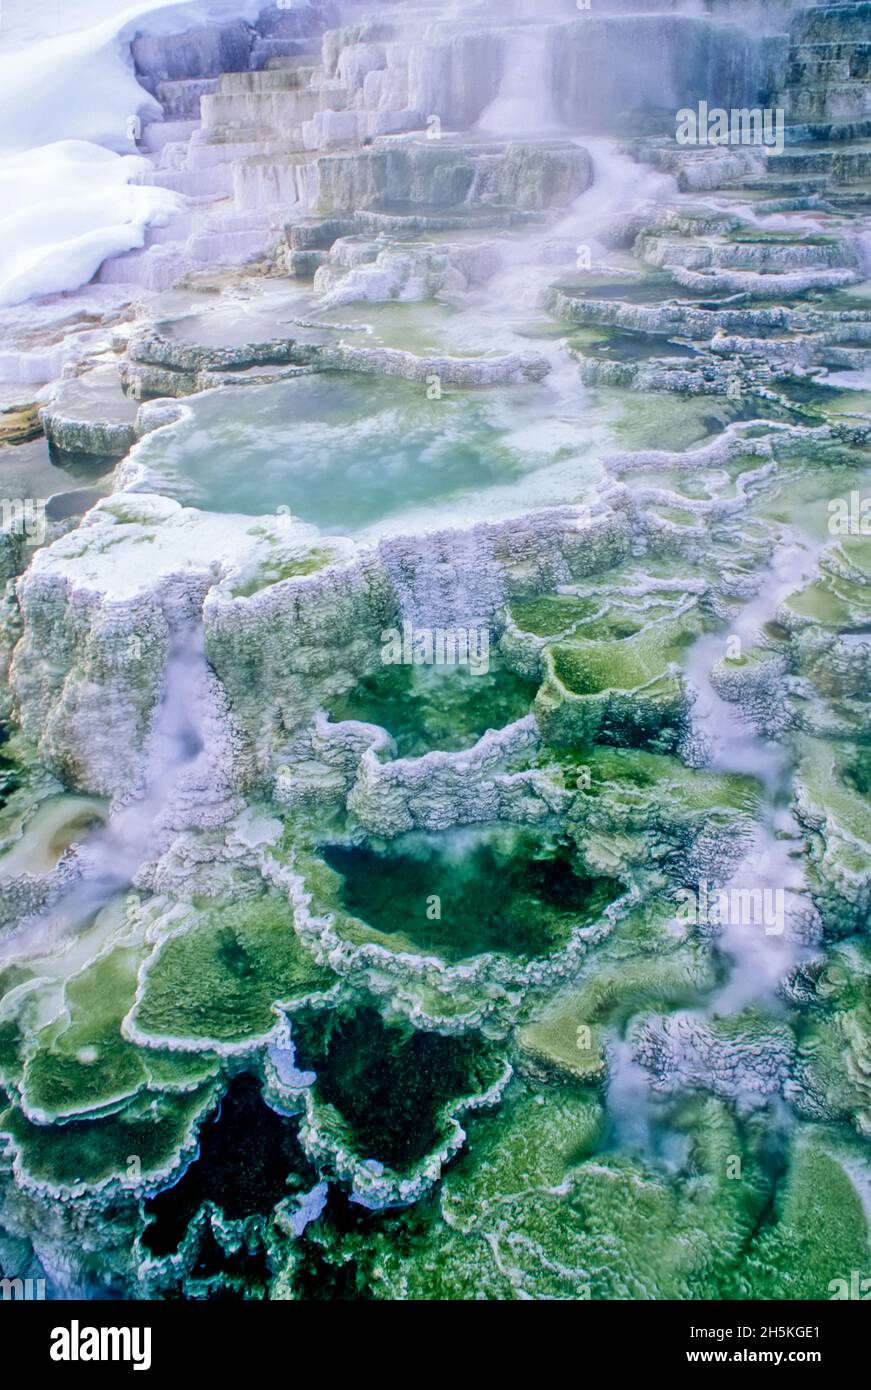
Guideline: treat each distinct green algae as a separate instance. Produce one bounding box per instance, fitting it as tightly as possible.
[728,231,841,247]
[795,736,871,935]
[563,743,760,817]
[0,1083,219,1193]
[293,1004,503,1170]
[518,927,717,1082]
[536,638,691,751]
[327,653,538,759]
[21,948,179,1120]
[18,945,222,1123]
[508,593,602,640]
[230,549,336,598]
[727,1131,871,1300]
[550,615,698,696]
[5,28,871,1303]
[502,570,712,754]
[283,1084,782,1301]
[320,827,623,963]
[609,389,751,451]
[799,998,871,1138]
[130,894,335,1048]
[282,1080,605,1300]
[277,1085,871,1301]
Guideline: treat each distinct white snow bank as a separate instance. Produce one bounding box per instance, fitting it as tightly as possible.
[0,0,264,307]
[0,0,259,54]
[0,142,184,306]
[0,1,268,151]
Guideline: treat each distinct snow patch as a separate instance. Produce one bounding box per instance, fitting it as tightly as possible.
[0,0,264,306]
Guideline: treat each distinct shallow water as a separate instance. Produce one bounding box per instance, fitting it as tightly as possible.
[131,370,608,536]
[2,0,871,1309]
[323,826,622,962]
[328,654,538,759]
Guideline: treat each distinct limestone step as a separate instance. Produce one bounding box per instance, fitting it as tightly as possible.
[185,134,307,169]
[828,185,871,210]
[638,233,856,274]
[775,144,871,181]
[200,85,333,134]
[215,65,321,94]
[786,40,871,68]
[144,212,203,246]
[40,365,139,457]
[301,108,364,150]
[101,214,278,289]
[136,164,236,197]
[263,57,321,76]
[156,140,194,172]
[96,245,198,292]
[786,116,871,142]
[784,83,871,122]
[302,106,423,151]
[141,119,200,154]
[785,57,853,85]
[791,3,871,46]
[232,154,314,211]
[156,77,218,120]
[737,172,834,197]
[180,228,262,263]
[250,38,317,70]
[144,206,275,252]
[186,225,277,262]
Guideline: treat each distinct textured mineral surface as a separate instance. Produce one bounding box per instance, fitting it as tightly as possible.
[0,0,870,1303]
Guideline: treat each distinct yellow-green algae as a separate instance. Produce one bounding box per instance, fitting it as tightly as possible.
[129,894,336,1049]
[3,33,871,1300]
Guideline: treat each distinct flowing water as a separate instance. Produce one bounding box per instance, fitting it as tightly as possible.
[0,0,870,1305]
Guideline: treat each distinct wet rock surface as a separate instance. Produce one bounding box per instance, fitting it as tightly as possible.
[0,0,870,1302]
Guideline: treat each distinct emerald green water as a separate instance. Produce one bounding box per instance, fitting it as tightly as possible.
[327,654,538,758]
[322,829,622,962]
[130,372,601,535]
[3,5,871,1307]
[292,1006,500,1167]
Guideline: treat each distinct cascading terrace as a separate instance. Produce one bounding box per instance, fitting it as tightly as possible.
[0,0,869,1305]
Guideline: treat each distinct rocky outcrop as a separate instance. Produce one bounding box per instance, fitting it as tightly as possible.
[119,317,551,396]
[3,0,871,1305]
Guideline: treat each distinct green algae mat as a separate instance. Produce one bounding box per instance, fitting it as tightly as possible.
[1,0,871,1316]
